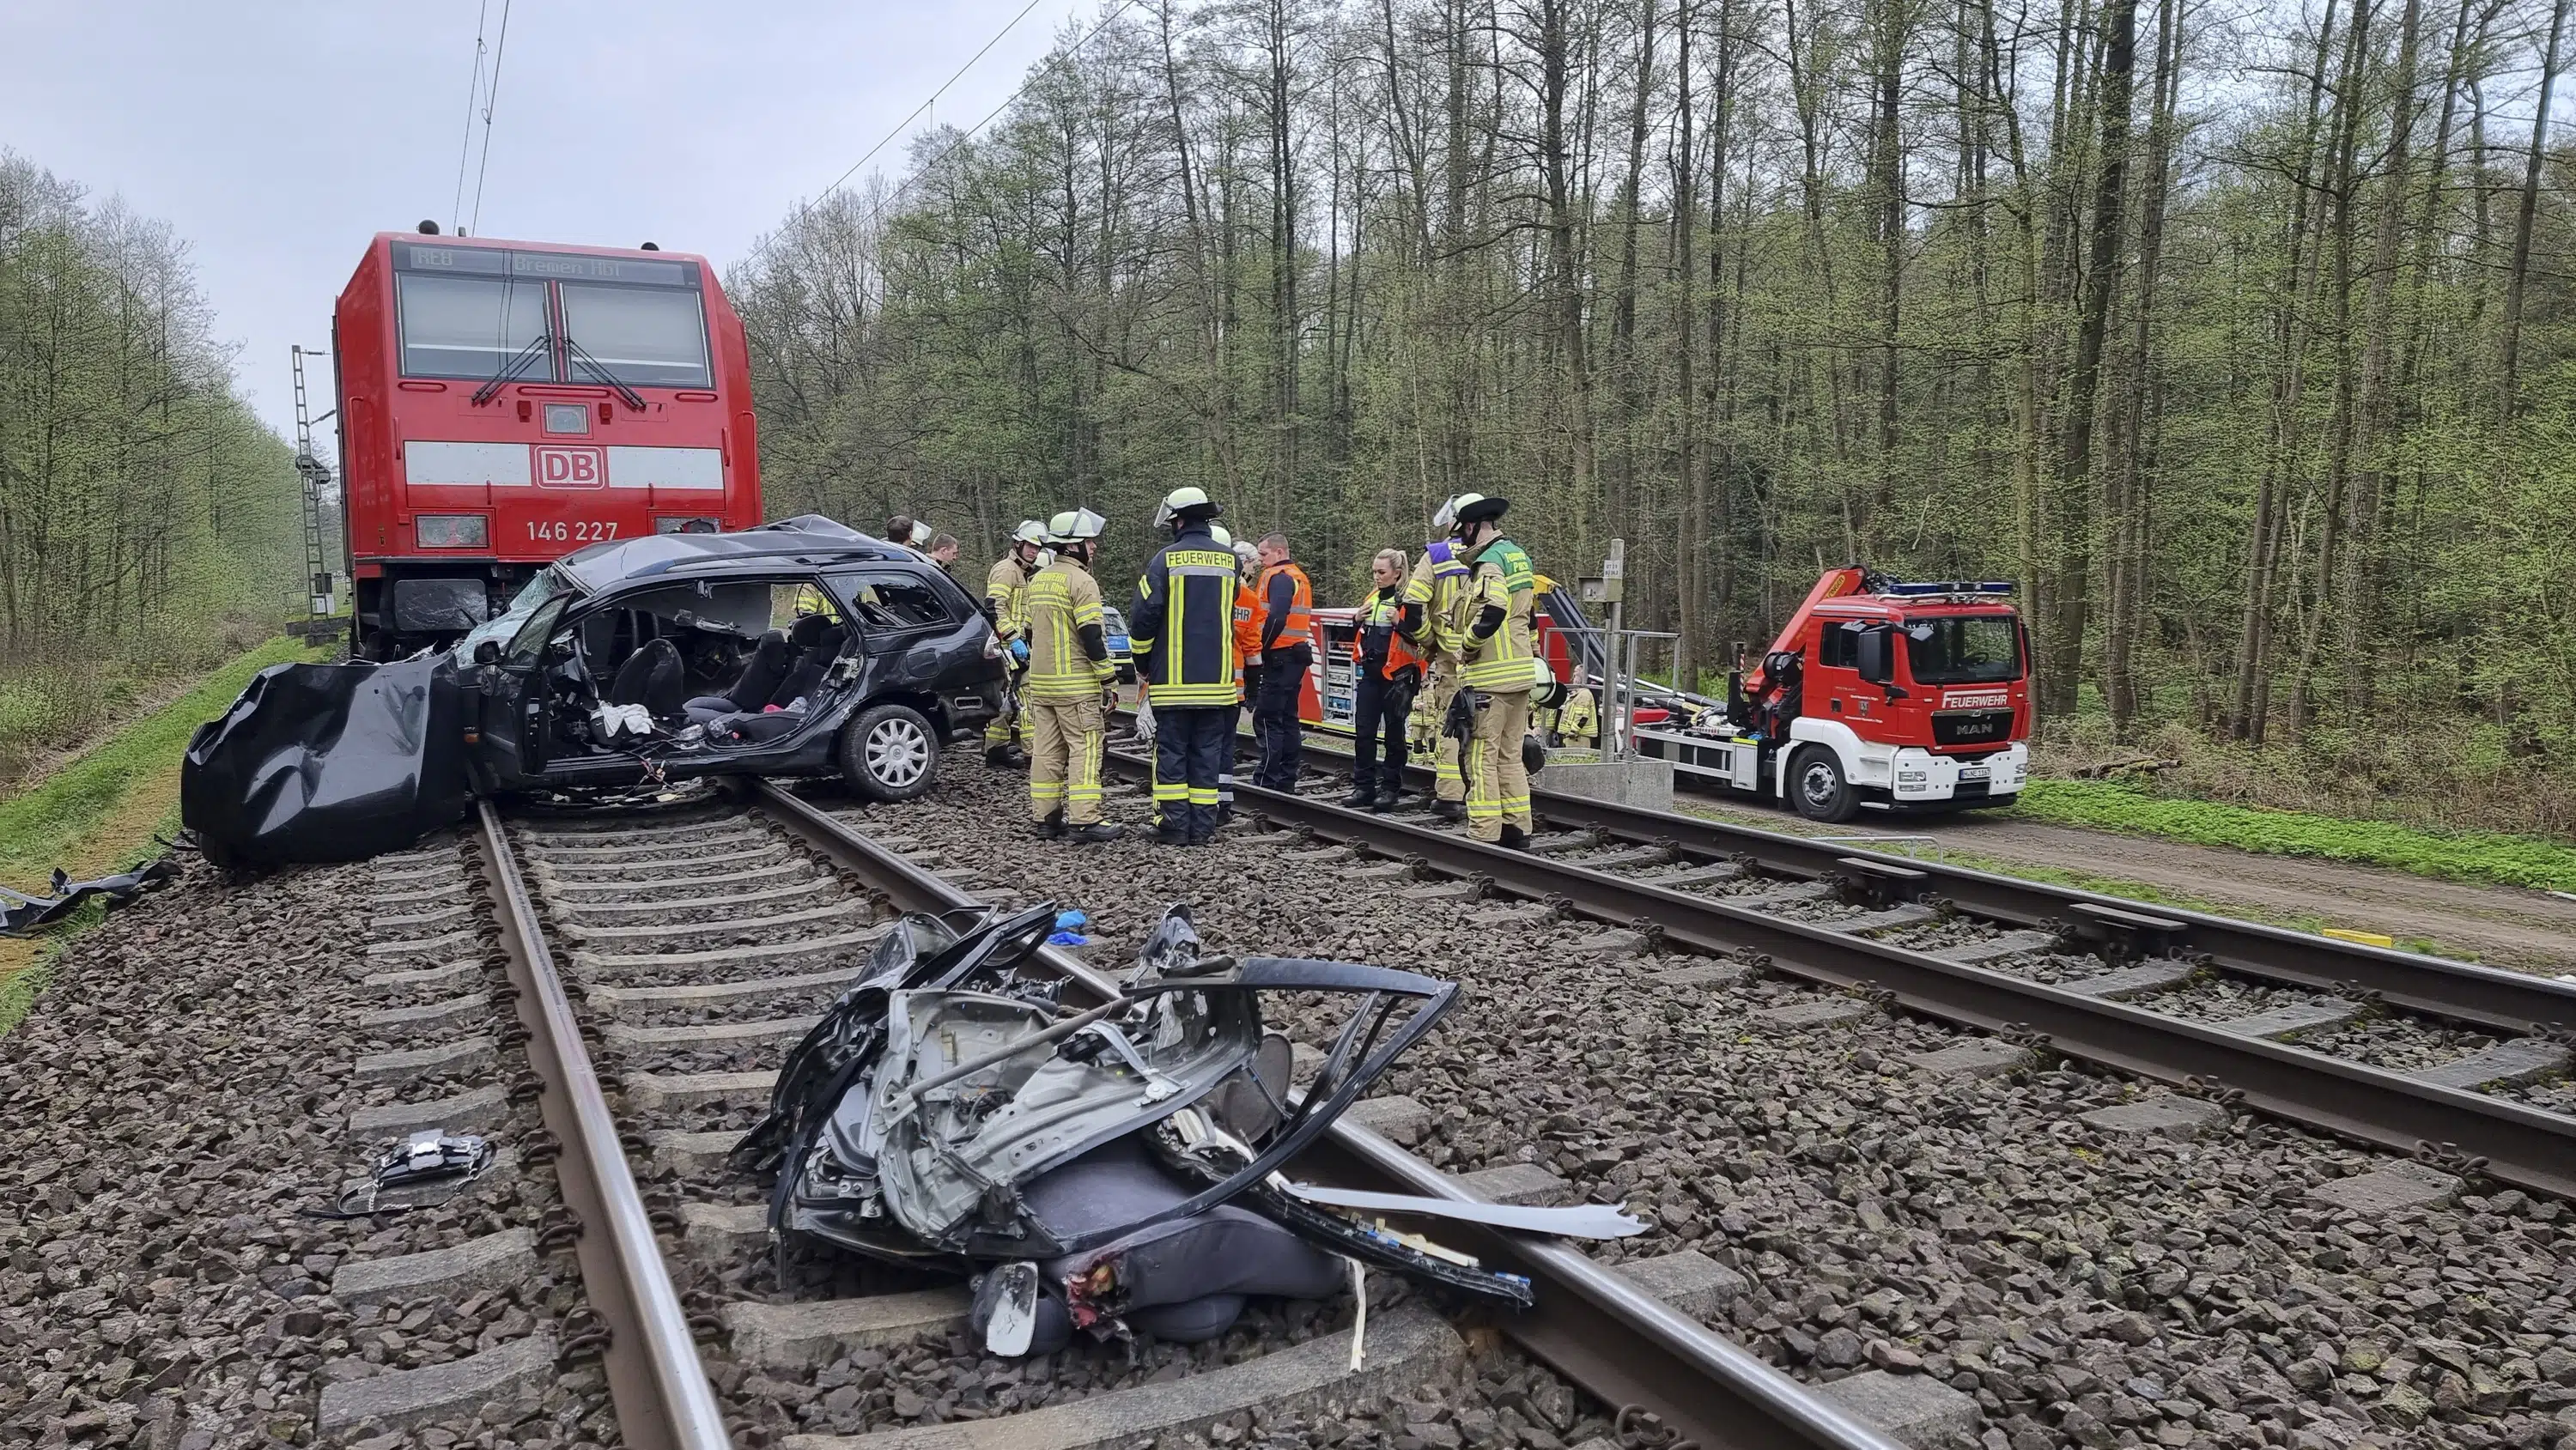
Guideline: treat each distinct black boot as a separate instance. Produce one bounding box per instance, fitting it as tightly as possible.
[1340,784,1377,809]
[1070,822,1124,844]
[1155,822,1192,846]
[1431,798,1466,822]
[1031,812,1066,840]
[1372,788,1403,814]
[987,743,1028,768]
[1499,823,1531,852]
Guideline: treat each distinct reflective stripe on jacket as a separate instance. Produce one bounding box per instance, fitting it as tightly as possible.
[1357,585,1425,681]
[1460,537,1538,693]
[1402,543,1470,658]
[1256,561,1314,651]
[1129,530,1241,707]
[1026,558,1113,700]
[985,555,1031,640]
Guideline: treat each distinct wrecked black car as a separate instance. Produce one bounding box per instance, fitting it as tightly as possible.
[733,901,1642,1356]
[181,516,1008,867]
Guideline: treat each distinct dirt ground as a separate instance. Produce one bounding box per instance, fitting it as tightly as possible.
[1668,788,2576,976]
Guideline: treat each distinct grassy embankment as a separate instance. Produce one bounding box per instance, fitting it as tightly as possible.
[0,636,329,1033]
[2010,779,2576,895]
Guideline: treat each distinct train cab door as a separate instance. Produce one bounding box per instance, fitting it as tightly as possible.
[470,592,574,787]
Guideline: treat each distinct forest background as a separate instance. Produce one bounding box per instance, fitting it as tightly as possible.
[726,0,2576,834]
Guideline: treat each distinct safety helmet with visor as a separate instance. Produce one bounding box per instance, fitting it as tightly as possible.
[1012,519,1048,548]
[1047,507,1108,546]
[1152,485,1224,531]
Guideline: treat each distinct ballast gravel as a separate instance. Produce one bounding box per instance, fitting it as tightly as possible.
[816,752,2576,1450]
[0,846,616,1450]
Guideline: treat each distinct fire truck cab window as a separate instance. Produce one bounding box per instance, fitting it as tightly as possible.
[560,283,711,389]
[1904,616,2021,685]
[397,274,550,379]
[1820,622,1863,670]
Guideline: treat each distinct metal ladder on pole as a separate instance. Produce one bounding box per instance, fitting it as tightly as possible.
[290,346,338,618]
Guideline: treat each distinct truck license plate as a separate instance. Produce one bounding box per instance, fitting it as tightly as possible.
[1959,767,1990,781]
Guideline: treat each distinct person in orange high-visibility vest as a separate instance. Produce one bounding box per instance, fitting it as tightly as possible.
[1343,548,1425,810]
[1249,533,1313,791]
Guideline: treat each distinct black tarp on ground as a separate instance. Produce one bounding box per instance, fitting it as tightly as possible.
[180,657,473,869]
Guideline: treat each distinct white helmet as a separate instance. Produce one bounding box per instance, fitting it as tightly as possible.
[1207,523,1234,547]
[1012,519,1048,547]
[1152,485,1223,530]
[1431,495,1462,531]
[1047,507,1107,545]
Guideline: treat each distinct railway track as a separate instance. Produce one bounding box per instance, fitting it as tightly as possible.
[1103,734,2576,1203]
[327,783,1931,1448]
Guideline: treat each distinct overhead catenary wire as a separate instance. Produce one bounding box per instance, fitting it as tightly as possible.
[468,0,516,237]
[812,0,1058,205]
[448,0,494,234]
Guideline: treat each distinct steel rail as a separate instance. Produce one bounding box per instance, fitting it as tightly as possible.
[750,778,1906,1450]
[1250,724,2576,1038]
[472,800,734,1450]
[1095,752,2576,1201]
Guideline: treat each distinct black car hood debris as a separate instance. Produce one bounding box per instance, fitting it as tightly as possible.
[0,858,179,937]
[180,655,474,870]
[736,901,1643,1357]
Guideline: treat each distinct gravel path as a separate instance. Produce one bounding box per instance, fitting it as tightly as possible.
[0,843,616,1450]
[825,751,2576,1450]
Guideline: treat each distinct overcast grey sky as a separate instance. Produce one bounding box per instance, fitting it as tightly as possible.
[3,0,1085,446]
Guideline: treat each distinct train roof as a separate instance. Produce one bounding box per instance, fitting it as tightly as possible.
[364,230,714,265]
[556,516,906,592]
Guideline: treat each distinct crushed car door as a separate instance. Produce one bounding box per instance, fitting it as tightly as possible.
[471,592,573,788]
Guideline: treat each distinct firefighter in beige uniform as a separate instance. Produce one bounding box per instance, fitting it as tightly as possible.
[1450,494,1538,848]
[1023,509,1122,843]
[1400,498,1474,821]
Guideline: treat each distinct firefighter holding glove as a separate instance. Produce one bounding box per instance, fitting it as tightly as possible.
[1451,494,1539,848]
[982,519,1047,767]
[1130,488,1240,846]
[1024,509,1121,843]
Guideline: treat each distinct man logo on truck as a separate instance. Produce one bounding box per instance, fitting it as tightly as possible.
[535,445,607,489]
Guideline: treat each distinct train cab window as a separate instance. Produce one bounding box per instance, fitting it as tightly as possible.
[560,283,711,389]
[397,274,550,379]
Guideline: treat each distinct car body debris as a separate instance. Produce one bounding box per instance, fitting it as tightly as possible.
[1,858,180,937]
[734,901,1642,1357]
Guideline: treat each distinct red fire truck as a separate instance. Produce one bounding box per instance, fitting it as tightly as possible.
[1628,568,2031,822]
[334,227,764,658]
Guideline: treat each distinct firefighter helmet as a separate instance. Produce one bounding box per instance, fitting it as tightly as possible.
[1012,519,1048,547]
[1153,485,1223,529]
[1047,508,1107,545]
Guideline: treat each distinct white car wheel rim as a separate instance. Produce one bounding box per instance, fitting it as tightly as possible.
[867,719,929,786]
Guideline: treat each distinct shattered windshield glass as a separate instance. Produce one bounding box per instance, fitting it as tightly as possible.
[457,566,583,659]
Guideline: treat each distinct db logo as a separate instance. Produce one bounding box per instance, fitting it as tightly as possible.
[533,445,607,489]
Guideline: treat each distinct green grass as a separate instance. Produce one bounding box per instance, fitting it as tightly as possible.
[2010,779,2576,895]
[0,635,319,883]
[1,636,330,1037]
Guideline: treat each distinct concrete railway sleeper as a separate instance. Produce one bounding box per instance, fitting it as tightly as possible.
[1189,743,2576,1200]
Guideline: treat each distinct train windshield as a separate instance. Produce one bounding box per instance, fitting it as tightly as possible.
[562,283,710,388]
[457,567,585,660]
[1902,616,2021,685]
[392,242,710,388]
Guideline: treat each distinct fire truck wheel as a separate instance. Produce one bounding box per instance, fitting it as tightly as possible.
[1789,746,1856,823]
[841,702,941,803]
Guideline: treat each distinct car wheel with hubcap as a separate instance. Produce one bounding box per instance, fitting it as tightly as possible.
[841,702,940,802]
[1789,745,1856,823]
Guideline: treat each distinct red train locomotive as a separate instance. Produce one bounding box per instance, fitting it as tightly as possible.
[333,227,763,658]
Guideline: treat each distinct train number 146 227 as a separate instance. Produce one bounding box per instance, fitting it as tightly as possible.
[527,520,618,543]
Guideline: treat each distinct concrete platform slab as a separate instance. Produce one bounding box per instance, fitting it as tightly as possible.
[355,992,489,1034]
[625,1070,778,1111]
[683,1201,770,1259]
[727,1289,973,1368]
[1753,998,1875,1029]
[1615,1250,1748,1319]
[780,1306,1461,1450]
[2080,1095,2229,1140]
[316,1335,556,1435]
[2217,999,2359,1040]
[2308,1161,2462,1215]
[347,1084,506,1140]
[2060,959,2196,1000]
[2410,1037,2570,1090]
[583,966,866,1016]
[331,1228,537,1308]
[602,1016,821,1051]
[1815,1368,1982,1448]
[1455,1162,1571,1206]
[1903,1039,2032,1078]
[1346,1095,1433,1146]
[361,960,479,998]
[1540,756,1675,811]
[1929,929,2057,966]
[354,1036,496,1085]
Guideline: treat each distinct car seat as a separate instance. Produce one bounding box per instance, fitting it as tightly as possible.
[685,629,791,724]
[769,619,848,709]
[606,638,686,721]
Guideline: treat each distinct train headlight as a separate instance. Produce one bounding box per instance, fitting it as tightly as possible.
[655,516,720,535]
[416,514,489,549]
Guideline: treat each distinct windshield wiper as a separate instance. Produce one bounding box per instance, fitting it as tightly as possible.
[471,331,554,405]
[562,336,647,412]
